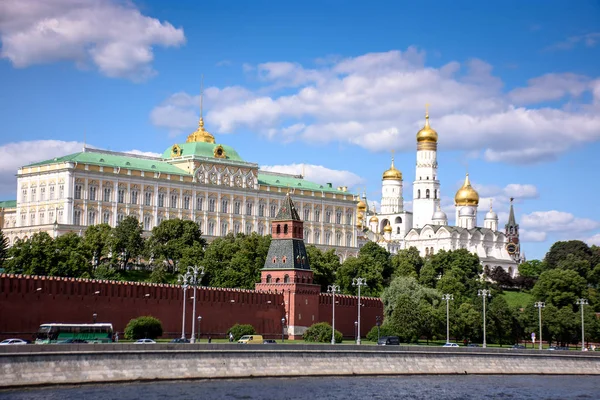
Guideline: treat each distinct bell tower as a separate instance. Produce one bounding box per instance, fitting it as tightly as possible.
[255,193,320,339]
[505,198,521,262]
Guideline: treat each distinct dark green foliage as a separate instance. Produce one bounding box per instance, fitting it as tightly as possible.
[487,296,514,346]
[146,219,207,273]
[306,245,340,291]
[366,323,396,342]
[82,224,112,272]
[148,264,169,283]
[124,316,163,340]
[544,240,593,270]
[518,259,545,279]
[227,324,256,341]
[391,247,423,278]
[532,269,586,308]
[0,229,8,268]
[112,216,144,269]
[302,322,342,343]
[336,242,392,297]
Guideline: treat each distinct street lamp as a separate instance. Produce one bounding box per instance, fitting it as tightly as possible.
[534,301,545,350]
[92,313,97,324]
[327,285,340,344]
[352,277,367,345]
[178,273,191,340]
[281,317,286,342]
[478,289,491,348]
[354,321,358,343]
[442,294,453,344]
[188,265,205,344]
[197,316,202,342]
[576,298,589,351]
[375,316,382,343]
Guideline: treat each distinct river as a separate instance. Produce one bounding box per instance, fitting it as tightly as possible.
[1,375,598,399]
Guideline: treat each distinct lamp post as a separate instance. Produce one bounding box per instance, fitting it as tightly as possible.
[188,265,205,344]
[92,313,97,324]
[281,317,286,343]
[576,298,588,351]
[327,285,340,344]
[178,272,191,340]
[478,289,491,348]
[352,277,367,345]
[442,294,453,344]
[375,316,381,343]
[534,301,545,350]
[197,316,202,342]
[354,321,358,343]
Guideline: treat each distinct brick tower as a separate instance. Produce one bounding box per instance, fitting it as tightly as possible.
[255,192,320,339]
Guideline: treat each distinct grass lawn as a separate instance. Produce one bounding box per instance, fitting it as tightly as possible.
[501,290,533,309]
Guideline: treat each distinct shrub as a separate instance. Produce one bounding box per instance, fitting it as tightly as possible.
[303,322,342,343]
[124,316,163,340]
[366,323,396,342]
[227,324,256,341]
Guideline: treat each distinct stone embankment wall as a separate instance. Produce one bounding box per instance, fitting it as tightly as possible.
[1,344,600,388]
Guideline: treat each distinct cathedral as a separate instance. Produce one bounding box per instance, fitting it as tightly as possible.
[355,111,522,276]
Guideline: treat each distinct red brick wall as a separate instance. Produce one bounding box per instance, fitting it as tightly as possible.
[319,293,384,339]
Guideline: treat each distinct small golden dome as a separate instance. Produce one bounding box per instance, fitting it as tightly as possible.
[357,211,364,219]
[416,112,438,143]
[382,157,402,180]
[454,174,479,206]
[357,199,367,210]
[383,221,392,233]
[370,215,379,223]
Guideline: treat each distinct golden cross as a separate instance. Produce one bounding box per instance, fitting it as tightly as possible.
[391,149,395,162]
[425,103,430,115]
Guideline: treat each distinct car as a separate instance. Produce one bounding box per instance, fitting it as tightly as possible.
[0,338,28,345]
[58,338,89,344]
[443,343,459,347]
[135,339,156,344]
[548,346,569,351]
[377,336,400,346]
[170,338,190,343]
[511,344,526,349]
[263,339,277,344]
[467,343,480,348]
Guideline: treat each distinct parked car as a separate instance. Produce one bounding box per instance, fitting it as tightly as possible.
[170,338,190,344]
[377,336,400,346]
[511,344,526,349]
[467,343,480,348]
[238,335,263,344]
[0,338,28,345]
[59,338,89,344]
[263,339,277,344]
[443,343,459,347]
[548,346,569,351]
[135,339,156,344]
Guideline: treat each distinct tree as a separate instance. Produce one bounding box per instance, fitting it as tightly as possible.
[111,216,144,269]
[82,224,113,272]
[544,304,577,346]
[518,259,545,279]
[556,253,591,280]
[487,296,514,346]
[124,316,163,340]
[302,322,342,343]
[391,247,424,279]
[0,229,8,268]
[388,293,421,343]
[336,242,392,297]
[544,240,593,270]
[453,302,481,344]
[490,266,513,288]
[146,219,207,273]
[532,269,586,308]
[306,245,340,291]
[381,276,441,318]
[6,232,55,276]
[52,232,88,277]
[227,323,256,341]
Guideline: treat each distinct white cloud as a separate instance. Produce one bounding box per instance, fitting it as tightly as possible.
[503,184,539,199]
[521,210,600,233]
[260,163,365,189]
[546,32,600,51]
[520,229,547,242]
[151,49,600,163]
[586,233,600,246]
[125,150,161,158]
[0,0,185,81]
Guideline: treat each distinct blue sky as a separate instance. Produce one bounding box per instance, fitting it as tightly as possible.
[1,0,599,259]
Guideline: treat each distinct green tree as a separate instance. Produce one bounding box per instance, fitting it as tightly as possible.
[544,240,593,270]
[111,216,144,269]
[302,322,342,343]
[124,316,163,340]
[487,296,514,346]
[388,293,420,343]
[52,232,88,277]
[418,300,443,344]
[556,253,591,280]
[391,247,424,279]
[306,245,340,291]
[544,304,577,346]
[336,242,392,297]
[518,259,545,279]
[146,219,207,273]
[381,276,441,319]
[532,269,586,308]
[0,229,8,268]
[453,302,481,344]
[227,323,256,341]
[6,232,55,275]
[82,224,113,272]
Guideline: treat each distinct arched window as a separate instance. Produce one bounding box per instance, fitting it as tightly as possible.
[275,278,280,283]
[277,224,281,234]
[284,224,288,234]
[397,227,400,234]
[417,189,421,198]
[266,275,272,283]
[510,227,514,234]
[284,274,290,283]
[395,217,402,223]
[425,247,429,256]
[282,256,287,264]
[430,247,434,255]
[426,189,430,199]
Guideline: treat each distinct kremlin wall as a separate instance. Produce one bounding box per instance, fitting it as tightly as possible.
[0,273,383,341]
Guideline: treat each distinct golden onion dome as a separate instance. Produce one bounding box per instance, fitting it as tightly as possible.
[454,173,479,206]
[382,157,402,180]
[383,221,392,233]
[416,112,438,143]
[357,199,367,210]
[357,211,364,219]
[369,215,379,223]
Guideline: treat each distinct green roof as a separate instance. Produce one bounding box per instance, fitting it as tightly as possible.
[0,200,16,208]
[257,172,348,194]
[162,142,244,162]
[25,149,188,176]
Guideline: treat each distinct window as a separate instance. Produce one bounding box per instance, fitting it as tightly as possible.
[304,229,309,241]
[21,189,27,202]
[117,189,125,204]
[31,188,37,202]
[234,222,240,234]
[284,275,290,283]
[144,215,151,231]
[221,221,228,234]
[58,210,63,223]
[158,193,165,207]
[49,210,54,223]
[88,211,96,225]
[103,188,111,202]
[40,187,46,201]
[144,192,152,206]
[157,216,164,225]
[49,186,55,200]
[259,203,265,217]
[74,186,82,200]
[395,216,402,223]
[103,212,110,224]
[434,190,438,199]
[184,196,190,210]
[346,233,352,247]
[315,231,320,244]
[208,222,215,236]
[426,189,430,199]
[304,208,310,221]
[208,198,215,212]
[117,213,125,223]
[346,212,352,225]
[266,275,272,283]
[335,211,342,224]
[315,210,321,222]
[234,201,241,215]
[325,210,331,223]
[197,220,202,232]
[196,196,203,211]
[221,199,228,213]
[397,227,401,234]
[258,224,264,235]
[245,223,252,235]
[59,185,64,199]
[131,191,138,205]
[270,204,277,218]
[417,189,421,199]
[74,210,81,225]
[170,194,177,208]
[39,212,45,224]
[246,202,253,216]
[336,232,342,246]
[325,232,331,245]
[89,186,96,201]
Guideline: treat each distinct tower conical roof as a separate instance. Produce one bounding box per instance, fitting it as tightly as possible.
[274,192,301,221]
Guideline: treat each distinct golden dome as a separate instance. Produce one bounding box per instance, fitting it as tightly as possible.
[357,199,367,210]
[382,157,403,180]
[416,112,438,143]
[454,174,479,206]
[186,118,216,144]
[383,221,392,233]
[369,214,379,223]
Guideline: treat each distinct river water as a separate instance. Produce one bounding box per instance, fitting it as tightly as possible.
[1,375,598,400]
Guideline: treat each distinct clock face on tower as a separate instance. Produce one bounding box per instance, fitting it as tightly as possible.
[506,243,517,255]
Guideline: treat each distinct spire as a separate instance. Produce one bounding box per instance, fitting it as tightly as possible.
[507,197,516,225]
[425,103,430,127]
[489,199,493,212]
[274,192,301,221]
[186,75,216,144]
